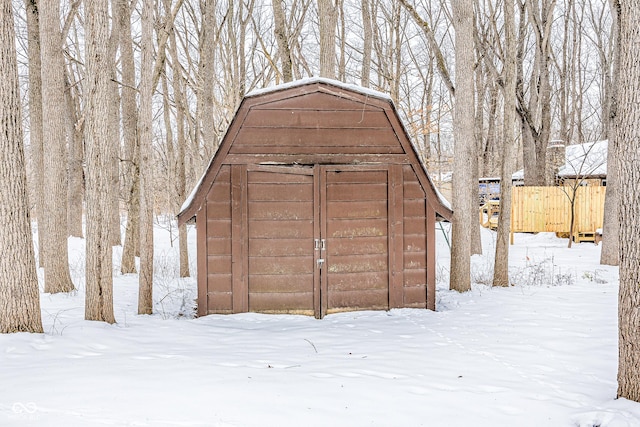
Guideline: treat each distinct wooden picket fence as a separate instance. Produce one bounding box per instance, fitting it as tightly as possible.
[510,186,606,239]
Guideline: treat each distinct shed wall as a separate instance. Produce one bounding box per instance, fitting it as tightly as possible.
[188,82,446,317]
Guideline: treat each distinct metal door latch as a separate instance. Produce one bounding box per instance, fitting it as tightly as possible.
[317,258,325,269]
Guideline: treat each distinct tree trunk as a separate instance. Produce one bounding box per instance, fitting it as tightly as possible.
[199,0,218,164]
[0,0,43,334]
[318,0,338,78]
[493,0,517,288]
[84,0,115,323]
[166,10,190,277]
[119,0,140,273]
[39,0,75,294]
[65,71,84,238]
[108,16,122,247]
[600,136,619,265]
[338,0,346,81]
[273,0,293,83]
[519,0,555,187]
[24,0,45,268]
[449,0,474,292]
[360,0,372,87]
[616,0,640,403]
[138,0,155,315]
[600,0,620,266]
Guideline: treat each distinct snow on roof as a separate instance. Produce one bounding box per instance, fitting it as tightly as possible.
[511,140,608,181]
[511,169,524,181]
[434,171,453,183]
[433,184,452,211]
[557,140,608,178]
[245,76,393,102]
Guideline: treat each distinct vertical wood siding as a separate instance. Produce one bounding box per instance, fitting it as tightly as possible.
[182,82,452,317]
[402,166,428,308]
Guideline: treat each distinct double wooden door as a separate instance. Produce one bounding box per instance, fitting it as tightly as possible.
[246,165,389,318]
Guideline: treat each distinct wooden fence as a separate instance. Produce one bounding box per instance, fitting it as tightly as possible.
[510,186,606,236]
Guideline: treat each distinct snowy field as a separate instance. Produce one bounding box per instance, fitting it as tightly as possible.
[1,220,640,427]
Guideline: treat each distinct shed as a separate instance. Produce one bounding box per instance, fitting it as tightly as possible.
[178,78,453,319]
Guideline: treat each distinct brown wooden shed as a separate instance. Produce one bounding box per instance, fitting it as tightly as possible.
[178,78,452,319]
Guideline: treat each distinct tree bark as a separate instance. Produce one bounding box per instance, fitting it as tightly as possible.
[24,0,45,268]
[65,71,84,238]
[360,0,373,87]
[199,0,217,163]
[166,6,190,277]
[0,0,43,334]
[40,0,75,294]
[273,0,293,82]
[138,0,155,315]
[616,0,640,403]
[518,0,555,187]
[493,0,518,287]
[84,0,115,323]
[600,0,620,266]
[318,0,338,78]
[119,0,140,274]
[108,15,122,248]
[449,0,474,292]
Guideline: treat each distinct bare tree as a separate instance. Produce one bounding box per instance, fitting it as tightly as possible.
[360,0,373,87]
[273,0,293,82]
[166,1,190,277]
[198,0,218,166]
[138,0,155,315]
[65,68,84,239]
[24,0,45,268]
[493,0,518,287]
[318,0,338,78]
[449,0,475,292]
[556,142,607,248]
[118,0,141,274]
[0,0,43,334]
[39,0,75,294]
[616,0,640,402]
[518,0,555,186]
[398,0,474,291]
[600,0,620,266]
[108,12,122,248]
[84,0,115,323]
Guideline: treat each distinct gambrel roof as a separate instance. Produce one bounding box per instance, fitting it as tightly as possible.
[179,78,452,224]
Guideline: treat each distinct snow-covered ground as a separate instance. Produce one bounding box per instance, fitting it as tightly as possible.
[1,220,639,427]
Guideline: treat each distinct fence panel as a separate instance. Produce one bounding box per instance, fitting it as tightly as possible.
[510,186,605,234]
